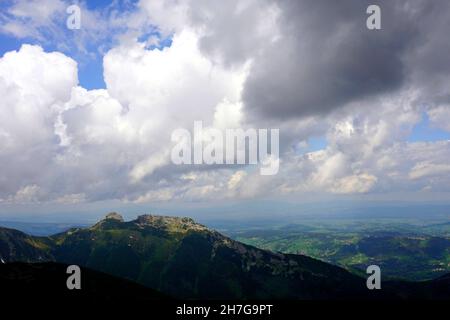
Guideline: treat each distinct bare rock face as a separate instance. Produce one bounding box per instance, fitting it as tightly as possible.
[104,212,124,222]
[134,214,208,233]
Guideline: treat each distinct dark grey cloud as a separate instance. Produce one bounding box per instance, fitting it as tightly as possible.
[147,0,450,121]
[403,1,450,108]
[185,0,276,67]
[242,0,429,120]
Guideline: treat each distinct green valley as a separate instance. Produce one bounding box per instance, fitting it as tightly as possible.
[225,219,450,281]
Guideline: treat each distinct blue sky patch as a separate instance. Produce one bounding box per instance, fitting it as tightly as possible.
[408,113,450,143]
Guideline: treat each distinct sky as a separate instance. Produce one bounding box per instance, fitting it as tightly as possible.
[0,0,450,220]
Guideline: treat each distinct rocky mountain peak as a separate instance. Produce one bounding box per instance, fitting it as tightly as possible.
[134,214,207,233]
[104,212,124,222]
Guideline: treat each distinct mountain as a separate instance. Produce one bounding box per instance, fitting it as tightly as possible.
[0,226,53,262]
[1,213,449,299]
[50,213,371,299]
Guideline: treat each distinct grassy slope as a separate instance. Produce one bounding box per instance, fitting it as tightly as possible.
[49,216,371,299]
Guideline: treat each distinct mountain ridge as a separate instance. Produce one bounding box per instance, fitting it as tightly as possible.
[1,213,449,300]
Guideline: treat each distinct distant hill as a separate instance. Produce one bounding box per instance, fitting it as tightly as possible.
[1,213,449,300]
[0,220,88,236]
[234,225,450,281]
